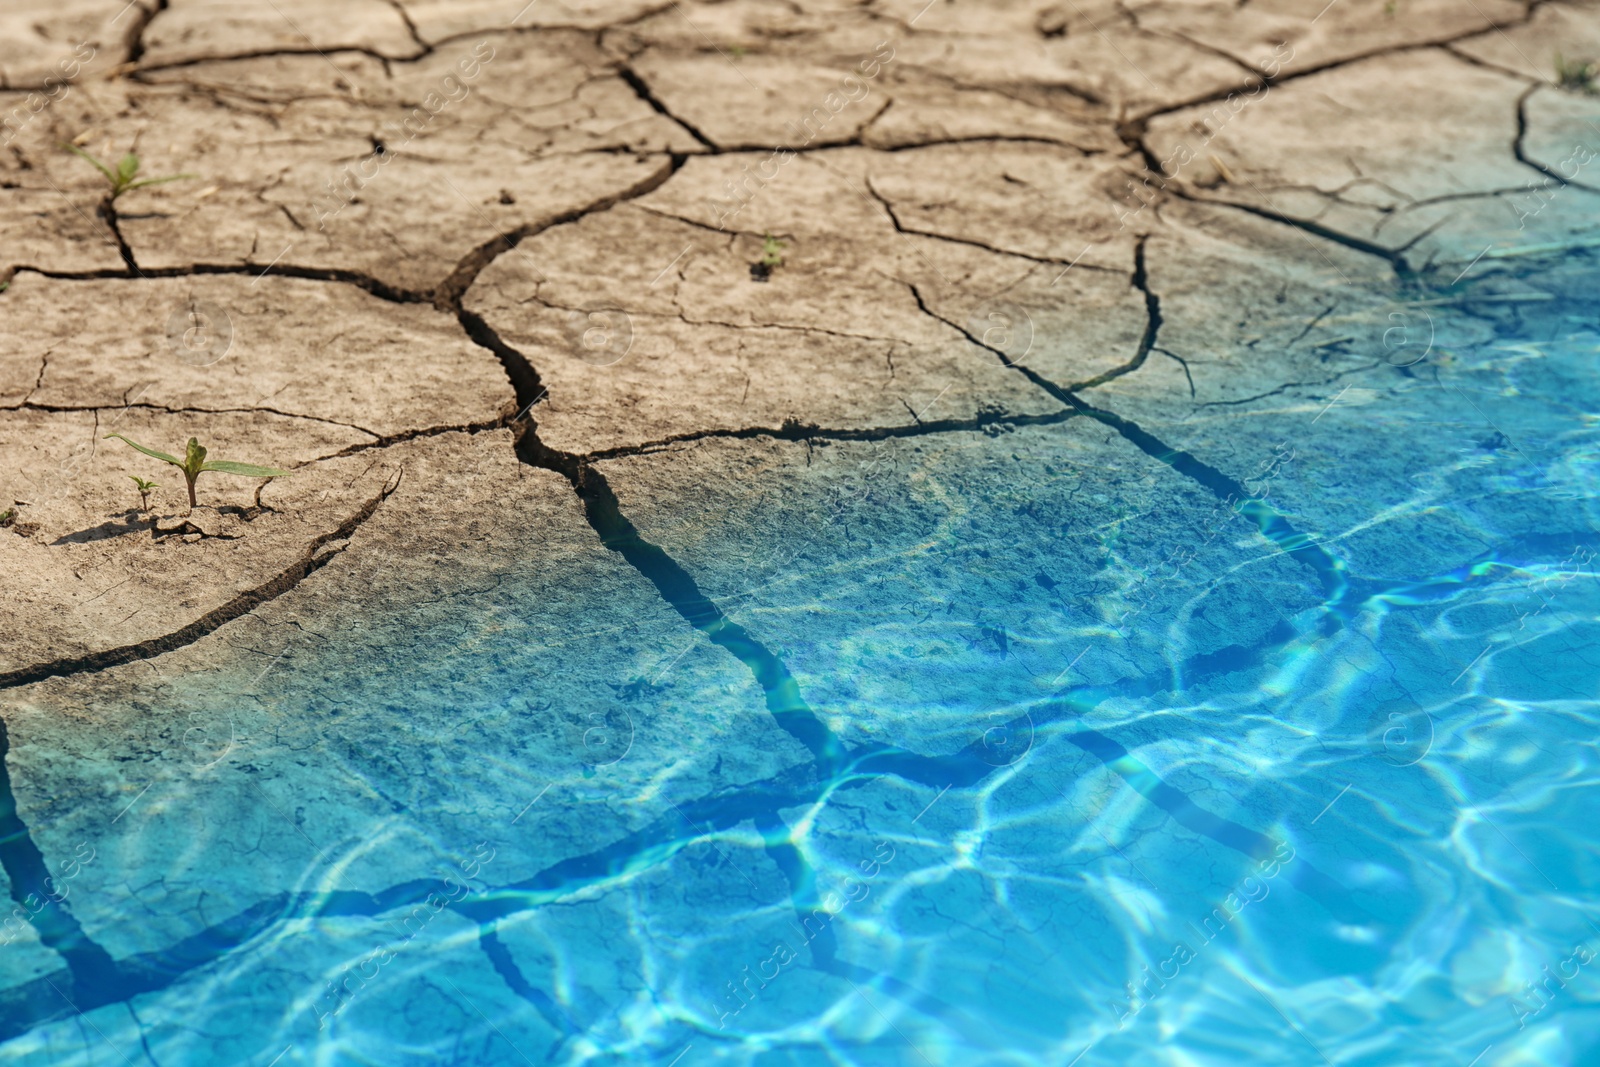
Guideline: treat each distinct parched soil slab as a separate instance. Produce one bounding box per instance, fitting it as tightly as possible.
[0,0,138,88]
[894,240,1153,398]
[0,269,516,674]
[1143,48,1598,268]
[126,141,675,297]
[823,142,1148,270]
[598,422,1324,753]
[876,0,1249,114]
[2,272,511,435]
[607,0,872,52]
[457,143,1148,454]
[398,0,670,41]
[140,0,423,67]
[633,141,1148,270]
[606,0,1201,147]
[1452,0,1600,82]
[463,194,1077,455]
[861,78,1116,152]
[1,407,381,678]
[10,37,696,292]
[0,430,812,1011]
[1131,0,1525,80]
[130,31,700,159]
[620,50,898,150]
[0,85,129,274]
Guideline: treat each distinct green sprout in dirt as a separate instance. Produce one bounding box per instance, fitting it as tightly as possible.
[1554,52,1598,93]
[750,232,787,282]
[64,144,196,201]
[0,508,15,528]
[129,475,158,511]
[104,435,290,510]
[761,233,786,268]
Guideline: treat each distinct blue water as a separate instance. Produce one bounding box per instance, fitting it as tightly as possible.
[2,250,1599,1066]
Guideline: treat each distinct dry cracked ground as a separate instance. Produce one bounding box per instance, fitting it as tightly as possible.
[2,1,1600,1065]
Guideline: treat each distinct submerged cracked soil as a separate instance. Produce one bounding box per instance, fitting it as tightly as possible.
[2,0,1600,1062]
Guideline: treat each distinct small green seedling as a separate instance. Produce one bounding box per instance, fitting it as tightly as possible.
[0,508,15,528]
[64,144,196,201]
[1555,52,1598,93]
[129,475,159,511]
[761,233,786,268]
[104,435,290,509]
[750,233,786,282]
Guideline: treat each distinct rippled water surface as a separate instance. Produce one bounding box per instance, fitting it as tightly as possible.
[3,254,1599,1067]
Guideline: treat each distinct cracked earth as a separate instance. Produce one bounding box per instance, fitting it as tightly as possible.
[2,0,1599,1064]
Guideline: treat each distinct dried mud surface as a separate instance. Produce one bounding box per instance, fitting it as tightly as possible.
[2,0,1599,1058]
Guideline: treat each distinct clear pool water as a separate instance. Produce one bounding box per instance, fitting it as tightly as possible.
[2,250,1598,1067]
